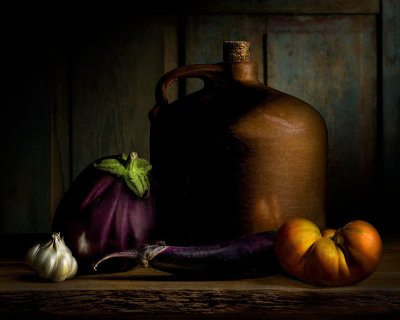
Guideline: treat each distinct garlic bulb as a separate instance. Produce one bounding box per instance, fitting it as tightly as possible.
[26,232,78,282]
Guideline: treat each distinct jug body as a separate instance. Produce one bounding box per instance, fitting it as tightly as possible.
[149,42,327,245]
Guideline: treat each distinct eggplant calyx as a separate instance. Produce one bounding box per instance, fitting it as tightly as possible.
[94,152,152,198]
[139,242,168,267]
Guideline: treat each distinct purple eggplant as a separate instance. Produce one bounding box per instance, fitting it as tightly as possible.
[93,231,278,279]
[52,152,157,272]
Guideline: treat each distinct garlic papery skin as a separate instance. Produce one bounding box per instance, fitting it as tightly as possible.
[26,233,78,282]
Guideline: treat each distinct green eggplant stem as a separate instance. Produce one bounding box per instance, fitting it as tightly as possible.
[93,152,152,198]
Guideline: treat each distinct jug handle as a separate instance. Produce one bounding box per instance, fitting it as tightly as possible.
[151,63,225,117]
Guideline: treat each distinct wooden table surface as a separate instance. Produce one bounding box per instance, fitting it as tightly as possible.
[1,235,399,320]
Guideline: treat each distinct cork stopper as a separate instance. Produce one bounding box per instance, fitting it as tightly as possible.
[223,41,250,63]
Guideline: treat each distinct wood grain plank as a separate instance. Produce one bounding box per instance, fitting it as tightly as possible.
[147,0,380,14]
[163,17,179,103]
[382,0,400,228]
[50,41,70,216]
[184,15,266,93]
[0,36,52,233]
[0,288,399,317]
[70,15,178,178]
[265,15,377,227]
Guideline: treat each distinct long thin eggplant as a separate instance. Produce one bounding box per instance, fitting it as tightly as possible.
[93,231,278,279]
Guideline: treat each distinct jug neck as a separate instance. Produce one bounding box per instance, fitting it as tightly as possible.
[225,61,260,84]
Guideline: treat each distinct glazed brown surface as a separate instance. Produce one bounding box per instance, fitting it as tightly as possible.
[149,42,327,246]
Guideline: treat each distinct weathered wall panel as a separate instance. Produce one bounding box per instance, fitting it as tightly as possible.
[1,47,52,233]
[51,42,71,215]
[149,0,380,14]
[184,15,266,92]
[382,0,400,223]
[70,15,178,178]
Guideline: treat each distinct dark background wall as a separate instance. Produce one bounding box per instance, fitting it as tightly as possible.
[1,0,399,235]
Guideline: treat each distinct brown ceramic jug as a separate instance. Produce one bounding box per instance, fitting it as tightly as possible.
[149,41,327,246]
